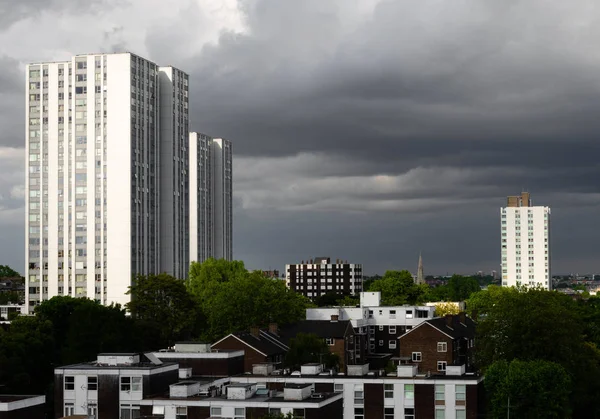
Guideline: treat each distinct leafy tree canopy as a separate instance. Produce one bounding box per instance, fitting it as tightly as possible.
[284,332,339,370]
[368,270,427,305]
[0,265,21,278]
[188,259,311,341]
[468,286,600,418]
[485,359,571,419]
[127,273,198,346]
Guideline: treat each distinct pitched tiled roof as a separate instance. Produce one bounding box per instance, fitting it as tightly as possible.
[277,320,352,346]
[231,330,289,356]
[426,315,476,339]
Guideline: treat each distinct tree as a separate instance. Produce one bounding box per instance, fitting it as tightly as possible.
[468,286,600,418]
[187,258,248,302]
[433,302,461,317]
[260,413,295,419]
[315,291,342,307]
[485,359,571,418]
[368,270,427,305]
[284,333,339,370]
[0,265,21,278]
[127,273,198,346]
[0,316,55,395]
[34,296,143,365]
[188,260,311,341]
[336,295,359,307]
[446,275,480,301]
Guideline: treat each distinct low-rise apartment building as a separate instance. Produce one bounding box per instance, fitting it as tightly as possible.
[54,353,178,419]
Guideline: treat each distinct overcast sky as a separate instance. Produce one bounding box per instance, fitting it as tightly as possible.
[1,0,600,276]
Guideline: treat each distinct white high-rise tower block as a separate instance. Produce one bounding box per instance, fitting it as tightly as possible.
[25,53,189,313]
[500,192,551,290]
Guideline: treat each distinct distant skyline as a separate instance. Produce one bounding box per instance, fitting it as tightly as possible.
[2,0,600,277]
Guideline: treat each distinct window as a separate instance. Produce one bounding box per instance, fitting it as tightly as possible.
[354,390,364,404]
[404,407,415,419]
[406,310,413,318]
[293,409,305,418]
[379,340,384,346]
[379,325,384,331]
[325,338,334,346]
[64,376,74,390]
[384,383,393,398]
[412,352,422,362]
[334,383,343,392]
[455,410,466,419]
[437,342,447,352]
[455,385,466,401]
[437,361,447,372]
[87,376,98,390]
[210,407,222,416]
[404,384,414,400]
[88,403,97,418]
[435,409,445,419]
[234,407,245,419]
[389,340,397,349]
[389,325,396,334]
[121,376,131,391]
[64,403,74,416]
[435,384,445,401]
[389,310,396,319]
[384,407,394,419]
[120,404,140,419]
[354,407,364,419]
[176,406,187,419]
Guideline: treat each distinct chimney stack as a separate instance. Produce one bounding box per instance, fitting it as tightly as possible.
[250,326,260,338]
[445,314,454,327]
[268,323,278,335]
[459,312,466,324]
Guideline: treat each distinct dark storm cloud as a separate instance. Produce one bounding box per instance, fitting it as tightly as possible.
[1,0,600,274]
[0,0,128,29]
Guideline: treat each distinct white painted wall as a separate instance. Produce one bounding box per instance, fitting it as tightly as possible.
[106,53,132,307]
[501,205,551,289]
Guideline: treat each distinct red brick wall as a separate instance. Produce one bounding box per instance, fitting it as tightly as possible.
[212,335,269,372]
[399,323,453,374]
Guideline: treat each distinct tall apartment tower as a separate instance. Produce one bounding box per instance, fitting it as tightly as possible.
[500,192,551,290]
[25,53,189,313]
[189,133,233,263]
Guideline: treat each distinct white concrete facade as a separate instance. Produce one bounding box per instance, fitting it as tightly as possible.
[158,67,190,279]
[25,53,190,313]
[501,194,551,289]
[189,133,233,263]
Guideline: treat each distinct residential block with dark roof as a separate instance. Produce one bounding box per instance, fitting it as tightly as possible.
[278,319,356,370]
[399,313,476,375]
[211,325,289,373]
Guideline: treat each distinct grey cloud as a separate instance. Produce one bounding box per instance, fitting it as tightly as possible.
[0,0,127,29]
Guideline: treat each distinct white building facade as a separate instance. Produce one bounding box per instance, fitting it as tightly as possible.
[25,53,194,313]
[189,133,233,263]
[501,192,551,290]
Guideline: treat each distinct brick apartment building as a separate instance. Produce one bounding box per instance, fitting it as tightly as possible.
[399,314,476,374]
[285,257,363,300]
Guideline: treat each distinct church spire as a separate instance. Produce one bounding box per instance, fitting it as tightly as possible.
[416,252,425,285]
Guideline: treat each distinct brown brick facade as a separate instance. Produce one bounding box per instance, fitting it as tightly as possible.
[415,383,435,419]
[399,323,453,374]
[212,335,272,373]
[364,383,384,419]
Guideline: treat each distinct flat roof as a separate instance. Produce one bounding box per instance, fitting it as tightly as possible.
[0,395,35,402]
[56,361,178,371]
[142,392,342,404]
[285,383,312,389]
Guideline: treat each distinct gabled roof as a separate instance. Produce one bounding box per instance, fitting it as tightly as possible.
[399,315,476,341]
[277,320,353,346]
[427,315,476,339]
[212,331,288,357]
